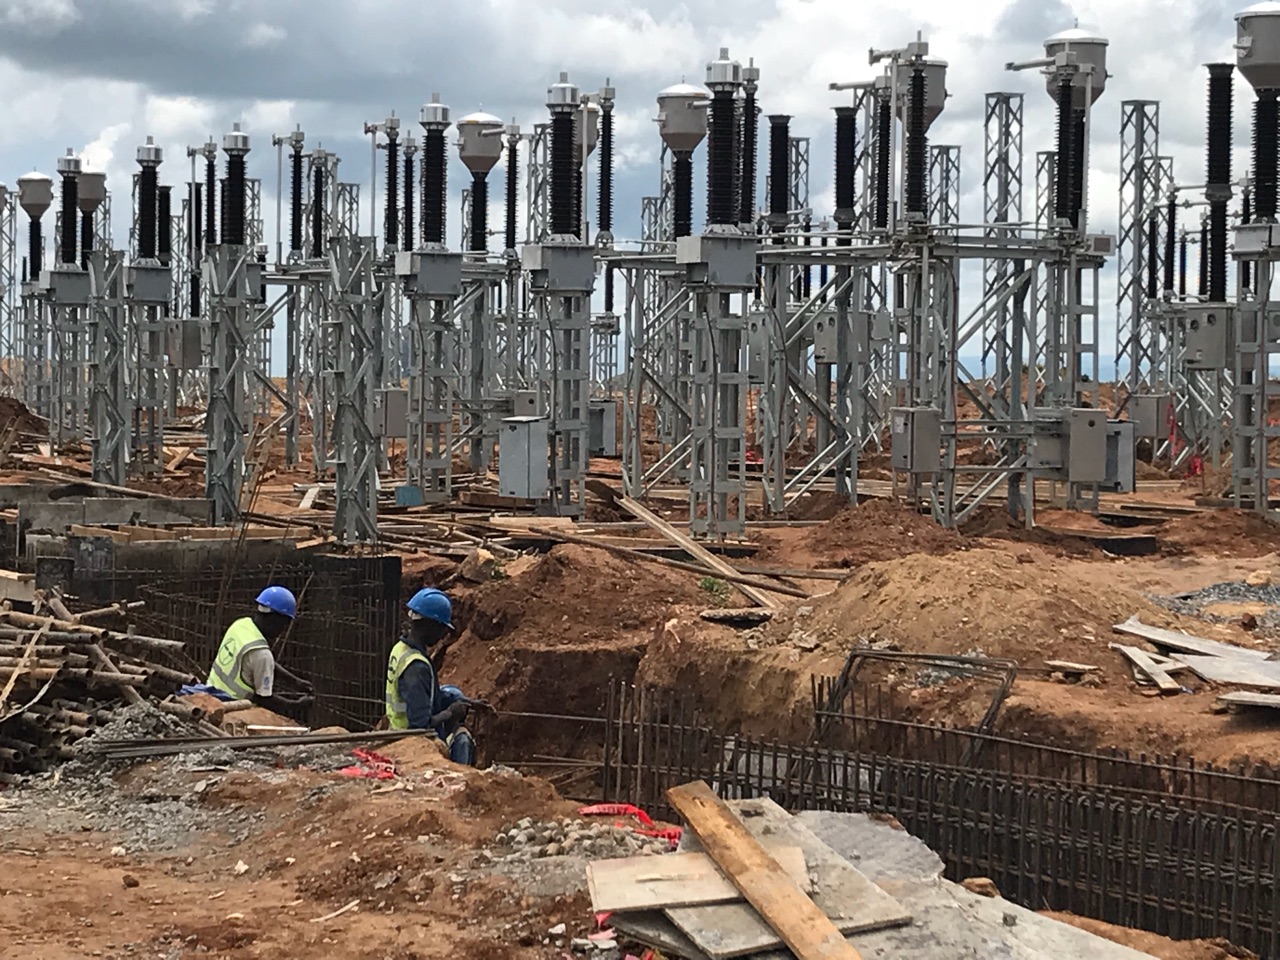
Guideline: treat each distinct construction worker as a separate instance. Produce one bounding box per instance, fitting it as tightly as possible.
[385,587,478,765]
[207,585,313,709]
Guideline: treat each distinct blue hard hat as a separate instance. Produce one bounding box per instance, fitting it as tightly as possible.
[437,684,465,708]
[407,587,453,629]
[256,585,297,620]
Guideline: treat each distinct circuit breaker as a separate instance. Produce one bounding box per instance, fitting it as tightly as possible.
[588,399,618,457]
[890,407,941,474]
[498,416,549,500]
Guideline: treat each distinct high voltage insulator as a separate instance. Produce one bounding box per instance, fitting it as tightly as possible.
[904,66,928,217]
[874,94,891,229]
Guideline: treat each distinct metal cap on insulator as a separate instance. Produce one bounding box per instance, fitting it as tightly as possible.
[420,93,451,130]
[1237,2,1280,91]
[287,126,305,152]
[1044,27,1109,108]
[656,82,711,154]
[894,59,949,131]
[456,111,504,174]
[223,122,250,155]
[77,172,106,213]
[741,58,760,89]
[706,47,742,90]
[56,149,81,178]
[404,135,418,156]
[385,114,400,138]
[136,136,163,167]
[575,102,602,155]
[547,72,579,112]
[17,171,53,219]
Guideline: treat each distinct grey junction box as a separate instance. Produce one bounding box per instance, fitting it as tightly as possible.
[890,407,941,474]
[498,416,550,500]
[589,399,618,457]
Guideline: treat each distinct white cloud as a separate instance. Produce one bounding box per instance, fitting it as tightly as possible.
[244,22,285,48]
[1,0,78,28]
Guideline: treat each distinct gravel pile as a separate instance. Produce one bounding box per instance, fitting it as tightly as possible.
[491,817,670,861]
[1155,581,1280,631]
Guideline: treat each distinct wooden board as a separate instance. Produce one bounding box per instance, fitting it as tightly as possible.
[1109,644,1185,693]
[1113,616,1270,662]
[587,847,810,913]
[667,784,904,960]
[1217,690,1280,710]
[589,482,779,609]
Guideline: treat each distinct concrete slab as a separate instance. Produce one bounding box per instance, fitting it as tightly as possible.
[615,807,1155,960]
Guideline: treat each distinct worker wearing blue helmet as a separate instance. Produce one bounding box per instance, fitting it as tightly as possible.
[207,585,314,709]
[385,587,482,766]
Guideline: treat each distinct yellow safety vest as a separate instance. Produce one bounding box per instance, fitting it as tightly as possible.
[207,617,270,699]
[385,639,432,730]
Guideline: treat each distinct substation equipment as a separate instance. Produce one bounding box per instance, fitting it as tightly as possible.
[0,9,1275,540]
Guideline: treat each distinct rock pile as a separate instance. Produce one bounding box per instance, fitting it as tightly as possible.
[493,817,670,861]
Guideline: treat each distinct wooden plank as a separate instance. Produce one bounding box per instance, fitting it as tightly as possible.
[1109,644,1184,693]
[1112,616,1270,662]
[591,483,779,609]
[666,781,866,960]
[299,485,322,510]
[587,847,810,913]
[1044,660,1099,674]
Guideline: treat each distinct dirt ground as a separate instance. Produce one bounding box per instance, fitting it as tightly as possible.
[0,738,605,960]
[1046,913,1259,960]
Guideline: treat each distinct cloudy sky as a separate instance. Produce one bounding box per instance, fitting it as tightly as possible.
[0,0,1256,356]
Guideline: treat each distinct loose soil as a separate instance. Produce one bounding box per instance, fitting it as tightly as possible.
[1046,913,1259,959]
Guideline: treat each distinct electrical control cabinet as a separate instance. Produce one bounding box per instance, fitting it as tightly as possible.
[890,407,941,474]
[588,399,618,457]
[1128,394,1172,440]
[498,416,550,500]
[1182,304,1233,370]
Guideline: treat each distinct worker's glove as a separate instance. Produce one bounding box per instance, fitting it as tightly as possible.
[465,698,496,715]
[446,700,470,724]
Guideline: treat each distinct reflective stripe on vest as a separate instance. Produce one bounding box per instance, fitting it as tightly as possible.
[206,617,270,699]
[385,639,432,730]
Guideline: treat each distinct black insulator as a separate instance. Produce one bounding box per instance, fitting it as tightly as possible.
[874,95,891,229]
[59,174,77,265]
[403,151,415,252]
[79,211,92,270]
[1054,80,1074,224]
[312,163,325,258]
[1198,222,1209,297]
[1178,234,1188,297]
[819,236,829,297]
[904,67,928,217]
[1164,195,1177,292]
[205,155,217,246]
[1256,93,1278,220]
[834,106,856,227]
[549,112,575,236]
[573,163,583,239]
[290,149,303,255]
[599,105,613,233]
[673,152,694,239]
[1069,112,1086,228]
[1243,190,1253,291]
[707,90,737,227]
[1209,202,1228,301]
[768,115,790,222]
[605,263,615,313]
[802,222,812,299]
[191,181,202,256]
[138,166,158,260]
[469,173,488,253]
[1145,212,1159,299]
[422,128,447,245]
[224,155,247,246]
[505,139,519,251]
[1206,64,1234,188]
[385,133,399,248]
[740,88,758,225]
[28,220,41,280]
[158,185,172,265]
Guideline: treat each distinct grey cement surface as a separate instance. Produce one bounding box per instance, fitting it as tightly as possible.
[614,805,1156,960]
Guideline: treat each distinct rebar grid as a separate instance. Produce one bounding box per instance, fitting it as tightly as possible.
[135,557,399,729]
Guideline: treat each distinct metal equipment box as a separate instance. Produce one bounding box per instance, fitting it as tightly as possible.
[588,399,618,457]
[498,415,550,500]
[890,407,941,474]
[1234,222,1280,259]
[675,233,757,289]
[1031,408,1108,482]
[126,262,172,304]
[396,249,464,297]
[378,387,409,440]
[1182,304,1233,370]
[746,312,769,383]
[512,390,540,417]
[811,310,839,363]
[1103,420,1137,493]
[41,266,92,305]
[166,319,202,370]
[521,242,596,293]
[1128,393,1172,440]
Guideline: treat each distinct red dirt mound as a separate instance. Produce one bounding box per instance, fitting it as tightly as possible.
[807,499,967,567]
